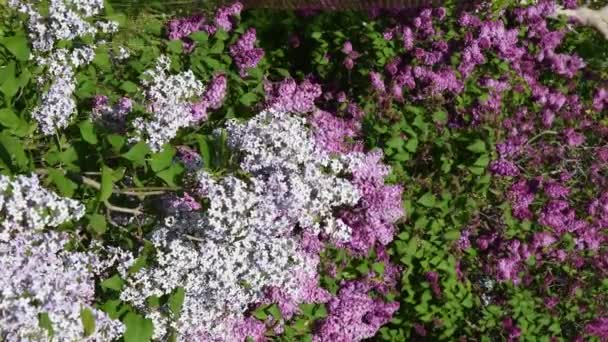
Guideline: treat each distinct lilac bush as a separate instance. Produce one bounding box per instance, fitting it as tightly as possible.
[3,0,608,340]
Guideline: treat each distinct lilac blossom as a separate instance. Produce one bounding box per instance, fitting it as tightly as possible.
[230,28,264,77]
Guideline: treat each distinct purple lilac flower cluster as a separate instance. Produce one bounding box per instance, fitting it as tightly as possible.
[229,28,265,76]
[91,94,133,131]
[166,2,242,52]
[376,1,608,339]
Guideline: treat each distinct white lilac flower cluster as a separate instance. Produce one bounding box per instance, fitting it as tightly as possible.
[0,174,85,240]
[0,174,124,341]
[120,110,362,340]
[8,0,108,52]
[224,110,361,240]
[132,55,205,152]
[8,0,118,135]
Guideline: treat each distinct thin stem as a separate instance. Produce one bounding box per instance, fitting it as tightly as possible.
[525,130,558,145]
[35,169,178,196]
[104,200,143,215]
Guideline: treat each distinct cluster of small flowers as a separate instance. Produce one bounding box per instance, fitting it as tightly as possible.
[91,94,133,131]
[229,28,264,76]
[0,231,125,342]
[131,55,205,152]
[0,174,124,341]
[9,0,119,135]
[8,0,107,52]
[0,174,85,239]
[121,108,400,340]
[190,73,228,121]
[224,110,361,239]
[264,78,322,113]
[341,40,360,70]
[166,2,242,52]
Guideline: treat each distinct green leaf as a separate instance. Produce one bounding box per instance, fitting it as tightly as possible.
[88,214,107,235]
[203,56,222,70]
[466,140,486,153]
[1,35,30,61]
[0,62,18,102]
[39,312,54,337]
[120,81,139,94]
[239,92,257,106]
[80,308,96,337]
[99,165,113,202]
[48,169,77,197]
[149,145,175,172]
[189,32,209,43]
[371,262,385,275]
[252,305,268,320]
[433,110,448,124]
[93,50,111,71]
[101,299,125,320]
[79,120,98,144]
[474,154,490,167]
[443,230,461,241]
[101,274,124,292]
[156,164,184,187]
[214,29,229,41]
[386,136,403,149]
[267,304,282,320]
[123,313,154,342]
[0,132,28,171]
[210,40,225,54]
[122,141,150,166]
[0,108,20,128]
[107,134,126,152]
[168,287,186,317]
[167,39,183,53]
[417,192,436,208]
[404,137,418,153]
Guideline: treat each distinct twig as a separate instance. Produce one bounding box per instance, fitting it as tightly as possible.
[35,168,178,197]
[104,200,143,215]
[184,234,206,242]
[525,130,558,145]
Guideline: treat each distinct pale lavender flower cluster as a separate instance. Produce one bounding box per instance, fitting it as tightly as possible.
[0,174,85,238]
[121,109,363,340]
[0,174,124,341]
[8,0,111,52]
[131,56,205,151]
[9,0,118,135]
[0,231,125,342]
[230,28,264,77]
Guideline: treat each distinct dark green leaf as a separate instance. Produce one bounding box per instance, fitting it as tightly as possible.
[168,287,186,317]
[149,145,175,172]
[1,35,30,61]
[99,165,113,202]
[122,141,150,166]
[466,140,486,153]
[79,120,98,145]
[0,132,28,171]
[80,308,96,337]
[123,313,154,342]
[88,214,107,235]
[417,192,436,208]
[101,275,124,292]
[239,92,257,106]
[48,169,77,197]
